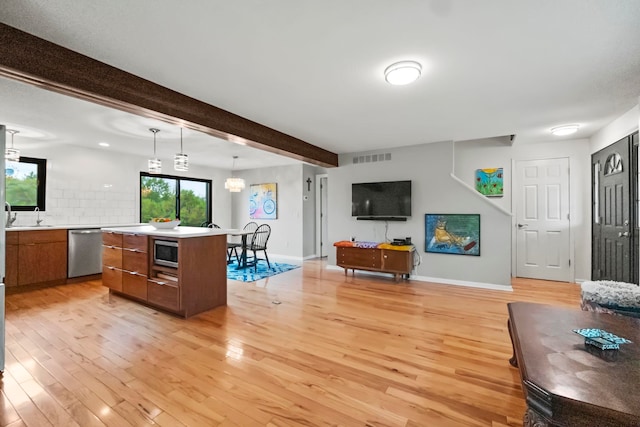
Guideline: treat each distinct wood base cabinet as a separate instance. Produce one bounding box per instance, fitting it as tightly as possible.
[102,231,148,299]
[102,231,227,318]
[5,230,67,288]
[336,246,415,281]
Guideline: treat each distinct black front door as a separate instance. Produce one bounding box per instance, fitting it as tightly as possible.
[592,132,638,283]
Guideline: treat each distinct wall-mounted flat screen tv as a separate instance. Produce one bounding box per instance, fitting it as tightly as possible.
[352,180,411,220]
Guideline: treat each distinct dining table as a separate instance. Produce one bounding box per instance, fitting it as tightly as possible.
[224,229,255,269]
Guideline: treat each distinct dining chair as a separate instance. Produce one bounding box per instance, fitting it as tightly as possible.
[208,223,221,229]
[227,222,258,264]
[245,224,271,271]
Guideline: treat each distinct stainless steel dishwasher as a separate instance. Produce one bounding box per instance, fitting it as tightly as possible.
[68,228,103,278]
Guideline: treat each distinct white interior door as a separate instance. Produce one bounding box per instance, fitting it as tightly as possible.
[315,174,328,258]
[515,158,571,281]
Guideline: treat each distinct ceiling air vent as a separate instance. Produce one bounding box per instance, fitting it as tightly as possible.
[352,153,392,164]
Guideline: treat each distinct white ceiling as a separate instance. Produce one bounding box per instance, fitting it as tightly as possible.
[2,1,640,168]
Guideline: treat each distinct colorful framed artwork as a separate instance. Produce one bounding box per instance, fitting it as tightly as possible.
[249,183,277,219]
[425,214,480,256]
[475,168,503,197]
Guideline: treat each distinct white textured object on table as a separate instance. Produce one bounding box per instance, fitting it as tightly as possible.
[580,280,640,308]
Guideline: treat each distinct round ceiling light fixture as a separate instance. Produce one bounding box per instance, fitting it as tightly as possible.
[384,61,422,85]
[550,124,579,136]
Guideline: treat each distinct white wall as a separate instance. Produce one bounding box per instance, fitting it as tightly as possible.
[454,137,591,282]
[328,142,513,288]
[232,164,305,259]
[590,105,639,154]
[10,143,233,227]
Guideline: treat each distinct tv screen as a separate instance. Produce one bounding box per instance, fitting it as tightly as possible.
[352,180,411,218]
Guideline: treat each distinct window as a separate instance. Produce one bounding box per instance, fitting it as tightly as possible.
[140,172,212,226]
[5,156,47,211]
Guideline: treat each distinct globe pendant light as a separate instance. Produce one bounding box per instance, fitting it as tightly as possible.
[5,129,20,161]
[174,127,188,171]
[148,128,162,174]
[225,156,245,192]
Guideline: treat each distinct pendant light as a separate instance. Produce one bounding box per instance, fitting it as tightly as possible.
[225,156,245,192]
[5,129,20,161]
[174,127,189,171]
[148,128,162,174]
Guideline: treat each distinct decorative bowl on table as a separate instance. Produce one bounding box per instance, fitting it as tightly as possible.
[149,219,181,229]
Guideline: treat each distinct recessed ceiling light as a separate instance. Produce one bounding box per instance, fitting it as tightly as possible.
[550,124,579,136]
[384,61,422,85]
[99,142,110,147]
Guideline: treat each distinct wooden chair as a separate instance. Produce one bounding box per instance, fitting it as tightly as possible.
[227,222,258,264]
[245,224,271,271]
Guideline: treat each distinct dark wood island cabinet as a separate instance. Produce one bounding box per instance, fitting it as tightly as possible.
[102,226,227,318]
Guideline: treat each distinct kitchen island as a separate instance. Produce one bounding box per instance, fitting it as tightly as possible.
[101,225,228,318]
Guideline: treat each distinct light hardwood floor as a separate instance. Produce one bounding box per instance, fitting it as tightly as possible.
[1,260,581,426]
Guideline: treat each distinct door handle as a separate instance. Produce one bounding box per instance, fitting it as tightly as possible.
[517,223,529,229]
[618,231,630,237]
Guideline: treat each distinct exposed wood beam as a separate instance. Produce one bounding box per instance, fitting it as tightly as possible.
[0,23,338,168]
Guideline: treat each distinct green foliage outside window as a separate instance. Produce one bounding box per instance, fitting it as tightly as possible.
[140,175,210,226]
[179,188,207,226]
[5,157,46,210]
[141,177,177,222]
[6,172,38,205]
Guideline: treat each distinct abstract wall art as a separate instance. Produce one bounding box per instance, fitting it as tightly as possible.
[425,214,480,256]
[249,183,277,219]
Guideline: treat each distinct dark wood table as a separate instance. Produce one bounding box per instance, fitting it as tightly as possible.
[224,229,254,269]
[507,302,640,426]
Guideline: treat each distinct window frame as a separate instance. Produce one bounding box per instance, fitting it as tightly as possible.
[5,156,47,211]
[139,172,212,225]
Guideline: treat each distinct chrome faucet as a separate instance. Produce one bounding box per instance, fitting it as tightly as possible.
[35,206,44,226]
[5,201,17,228]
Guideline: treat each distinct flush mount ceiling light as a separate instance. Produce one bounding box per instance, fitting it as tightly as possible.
[384,60,422,85]
[5,129,20,161]
[148,128,162,174]
[551,124,579,136]
[174,127,189,171]
[225,156,245,192]
[98,142,110,147]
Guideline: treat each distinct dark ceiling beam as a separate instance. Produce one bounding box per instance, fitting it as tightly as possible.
[0,23,338,168]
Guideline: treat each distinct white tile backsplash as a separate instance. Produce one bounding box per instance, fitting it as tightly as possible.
[9,145,139,227]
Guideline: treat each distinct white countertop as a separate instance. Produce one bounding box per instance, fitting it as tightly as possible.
[6,223,144,232]
[101,225,231,238]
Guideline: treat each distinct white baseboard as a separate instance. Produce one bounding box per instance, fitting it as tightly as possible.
[268,254,303,264]
[269,253,325,263]
[327,264,513,291]
[410,274,513,291]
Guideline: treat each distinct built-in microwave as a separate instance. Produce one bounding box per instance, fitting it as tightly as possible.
[154,239,178,268]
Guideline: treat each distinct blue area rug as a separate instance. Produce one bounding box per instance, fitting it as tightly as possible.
[226,261,300,282]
